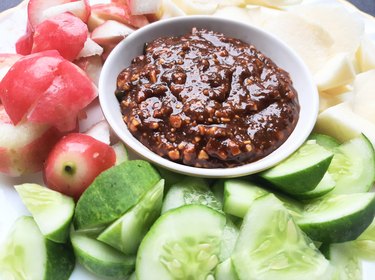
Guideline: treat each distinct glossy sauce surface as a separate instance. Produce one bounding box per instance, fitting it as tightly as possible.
[116,28,300,168]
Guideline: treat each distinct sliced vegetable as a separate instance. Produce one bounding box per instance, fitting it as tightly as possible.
[260,140,333,194]
[15,183,74,243]
[0,216,75,280]
[97,179,164,255]
[232,194,331,280]
[136,205,226,280]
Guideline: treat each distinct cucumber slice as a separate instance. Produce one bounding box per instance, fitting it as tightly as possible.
[297,193,375,243]
[161,177,222,213]
[136,205,226,280]
[308,133,340,151]
[97,179,164,255]
[293,172,336,200]
[211,179,225,204]
[74,160,161,230]
[329,134,375,194]
[0,216,75,280]
[320,243,361,280]
[219,218,240,262]
[232,194,331,280]
[112,141,129,165]
[14,183,74,243]
[71,231,135,279]
[260,140,334,194]
[156,166,186,190]
[215,259,239,280]
[223,179,268,218]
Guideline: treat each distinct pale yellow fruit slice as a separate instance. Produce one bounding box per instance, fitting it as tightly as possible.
[259,13,334,74]
[213,6,253,24]
[244,0,302,8]
[314,52,356,92]
[159,0,186,19]
[319,91,352,112]
[356,36,375,73]
[351,70,375,123]
[171,0,219,15]
[314,102,375,146]
[289,3,364,55]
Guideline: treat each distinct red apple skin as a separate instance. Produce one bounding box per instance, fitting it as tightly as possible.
[90,3,149,29]
[32,12,88,61]
[0,105,64,176]
[28,0,73,29]
[0,50,64,125]
[0,50,97,132]
[0,54,22,82]
[43,133,116,199]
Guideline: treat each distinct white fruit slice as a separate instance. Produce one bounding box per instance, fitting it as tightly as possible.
[91,20,135,46]
[42,0,90,23]
[314,52,355,92]
[84,120,111,145]
[244,0,302,7]
[356,36,375,72]
[14,183,75,243]
[77,38,103,59]
[213,6,252,24]
[289,3,364,55]
[129,0,162,15]
[159,0,186,19]
[319,91,352,112]
[314,102,375,147]
[351,70,375,123]
[171,0,219,15]
[259,12,334,74]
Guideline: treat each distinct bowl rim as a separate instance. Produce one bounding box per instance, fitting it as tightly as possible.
[99,15,319,178]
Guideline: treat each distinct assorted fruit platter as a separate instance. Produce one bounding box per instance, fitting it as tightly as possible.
[0,0,375,279]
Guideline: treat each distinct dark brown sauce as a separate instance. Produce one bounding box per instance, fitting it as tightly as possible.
[115,28,300,168]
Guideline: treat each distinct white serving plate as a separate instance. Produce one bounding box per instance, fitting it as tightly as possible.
[0,0,374,279]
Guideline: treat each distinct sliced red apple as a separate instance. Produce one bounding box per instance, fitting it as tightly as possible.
[15,32,34,55]
[74,55,103,86]
[43,133,116,199]
[42,0,91,23]
[91,20,134,46]
[32,12,88,61]
[0,54,22,82]
[27,0,72,29]
[0,50,65,125]
[0,105,62,177]
[90,3,149,29]
[0,50,97,132]
[129,0,162,15]
[26,60,98,130]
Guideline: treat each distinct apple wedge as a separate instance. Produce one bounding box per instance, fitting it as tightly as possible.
[74,55,103,86]
[91,20,134,46]
[42,0,91,24]
[0,50,97,132]
[90,3,149,29]
[0,105,62,177]
[85,120,111,145]
[27,0,72,29]
[351,70,375,123]
[43,133,116,200]
[32,13,88,61]
[0,54,22,82]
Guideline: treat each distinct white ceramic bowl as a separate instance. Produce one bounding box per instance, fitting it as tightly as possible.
[99,16,319,178]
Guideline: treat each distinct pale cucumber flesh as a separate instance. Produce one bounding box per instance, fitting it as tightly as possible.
[0,216,74,280]
[297,193,375,243]
[162,177,222,213]
[223,179,268,218]
[71,231,135,278]
[293,172,336,200]
[328,134,375,194]
[260,140,333,194]
[136,205,226,280]
[215,258,238,280]
[97,179,164,255]
[15,183,75,243]
[232,194,331,280]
